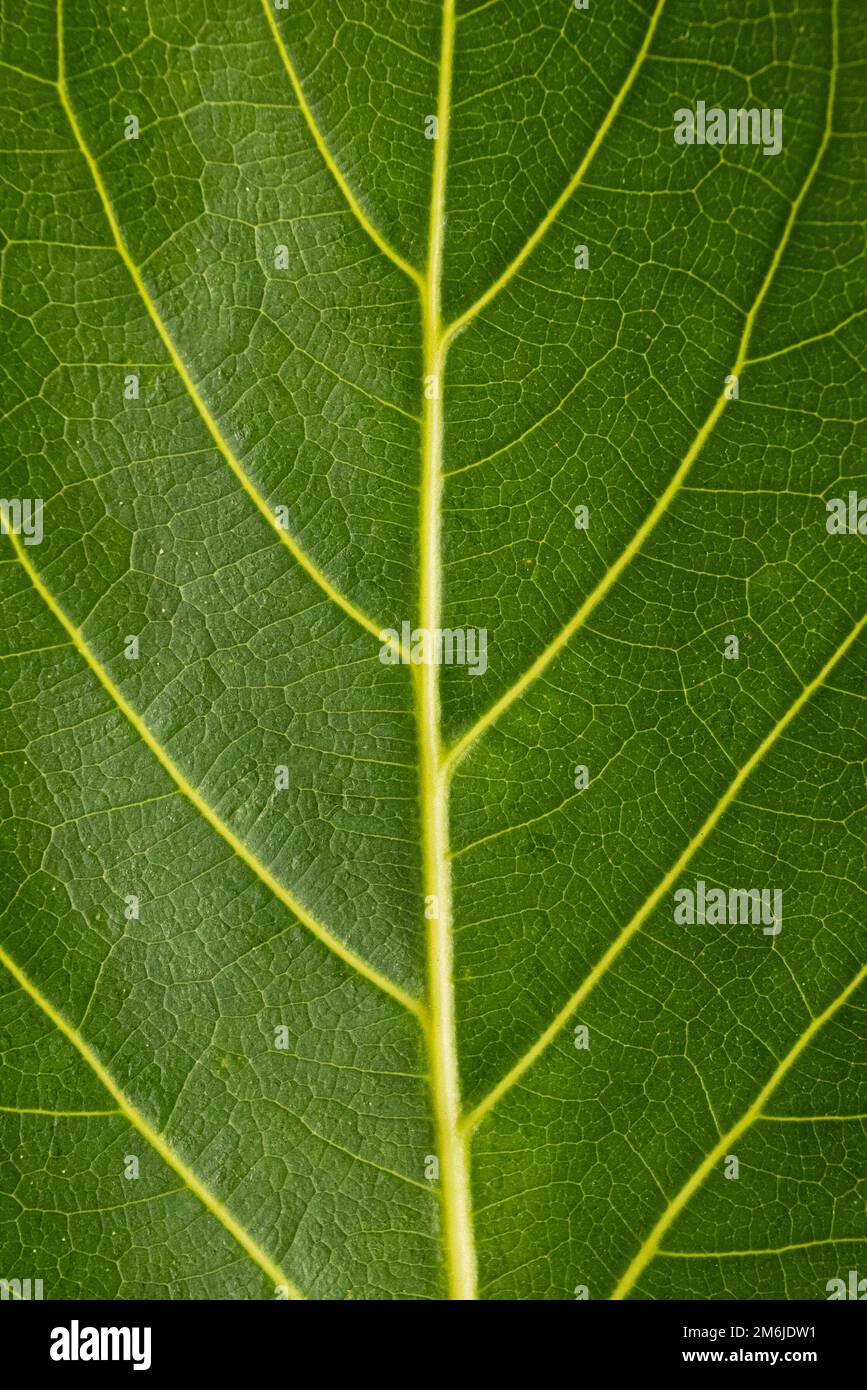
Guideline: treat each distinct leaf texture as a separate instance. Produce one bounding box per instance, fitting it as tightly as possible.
[0,0,865,1301]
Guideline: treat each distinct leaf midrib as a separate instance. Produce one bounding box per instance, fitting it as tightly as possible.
[2,0,857,1303]
[412,0,481,1303]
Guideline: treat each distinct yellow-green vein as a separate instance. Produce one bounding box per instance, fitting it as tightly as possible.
[0,940,305,1298]
[443,0,838,776]
[442,0,668,345]
[462,607,867,1133]
[660,1237,867,1260]
[56,0,393,653]
[261,0,424,290]
[612,964,867,1298]
[415,0,478,1300]
[0,1104,121,1118]
[6,529,424,1020]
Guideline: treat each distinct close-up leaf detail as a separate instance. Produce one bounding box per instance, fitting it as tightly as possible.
[0,0,865,1300]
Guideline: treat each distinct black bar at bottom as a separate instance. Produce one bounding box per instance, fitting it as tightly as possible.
[3,1296,863,1376]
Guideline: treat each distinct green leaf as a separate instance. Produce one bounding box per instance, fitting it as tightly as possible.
[1,0,865,1302]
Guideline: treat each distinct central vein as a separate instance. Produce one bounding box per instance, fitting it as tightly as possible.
[415,0,477,1301]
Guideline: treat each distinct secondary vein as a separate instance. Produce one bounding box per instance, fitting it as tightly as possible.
[443,5,839,775]
[0,940,306,1298]
[612,963,867,1298]
[441,0,668,345]
[7,530,424,1020]
[462,607,867,1133]
[56,0,390,650]
[261,0,424,290]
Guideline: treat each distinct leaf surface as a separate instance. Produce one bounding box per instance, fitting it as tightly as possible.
[0,0,865,1300]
